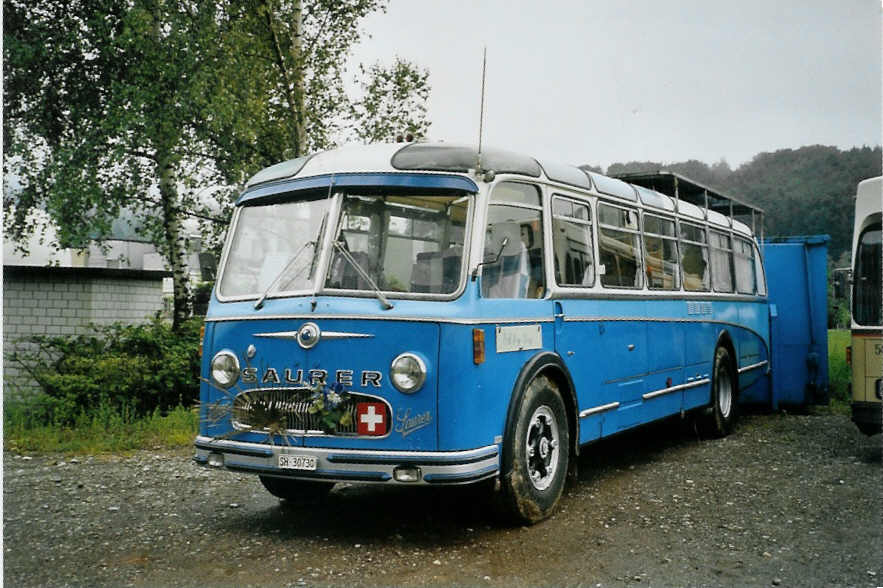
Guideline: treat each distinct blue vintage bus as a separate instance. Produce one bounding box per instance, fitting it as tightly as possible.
[195,142,770,523]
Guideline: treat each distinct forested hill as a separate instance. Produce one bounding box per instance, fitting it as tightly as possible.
[590,145,881,261]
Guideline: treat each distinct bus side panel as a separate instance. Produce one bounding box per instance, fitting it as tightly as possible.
[682,319,716,410]
[436,317,556,452]
[642,300,687,424]
[554,299,648,438]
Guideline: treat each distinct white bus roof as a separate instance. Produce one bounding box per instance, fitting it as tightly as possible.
[243,143,763,238]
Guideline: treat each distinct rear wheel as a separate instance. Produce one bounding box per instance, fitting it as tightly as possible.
[700,346,737,437]
[259,476,333,503]
[499,374,569,524]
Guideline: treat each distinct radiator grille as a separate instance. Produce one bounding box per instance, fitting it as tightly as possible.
[231,387,386,435]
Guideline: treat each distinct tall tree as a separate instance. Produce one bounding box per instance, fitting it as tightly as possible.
[4,0,430,329]
[351,57,430,143]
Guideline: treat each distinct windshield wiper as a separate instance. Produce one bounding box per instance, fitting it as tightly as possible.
[254,240,315,310]
[332,240,393,310]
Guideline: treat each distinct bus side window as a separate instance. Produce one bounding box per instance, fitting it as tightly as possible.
[753,243,767,296]
[642,214,679,290]
[733,237,756,294]
[482,182,545,299]
[598,202,642,289]
[552,196,595,287]
[679,222,710,291]
[710,230,735,293]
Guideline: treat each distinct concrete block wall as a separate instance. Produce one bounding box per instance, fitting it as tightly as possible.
[3,266,170,399]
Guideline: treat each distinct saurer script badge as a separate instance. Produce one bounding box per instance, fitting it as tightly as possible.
[395,408,432,438]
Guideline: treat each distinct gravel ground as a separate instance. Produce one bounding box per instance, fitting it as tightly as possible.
[4,410,881,588]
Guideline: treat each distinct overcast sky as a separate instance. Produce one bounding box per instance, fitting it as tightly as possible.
[350,0,881,170]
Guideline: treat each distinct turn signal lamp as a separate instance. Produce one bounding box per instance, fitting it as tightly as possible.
[473,328,485,365]
[199,324,205,358]
[846,345,852,366]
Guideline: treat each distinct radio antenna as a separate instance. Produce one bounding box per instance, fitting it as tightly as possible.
[477,46,487,172]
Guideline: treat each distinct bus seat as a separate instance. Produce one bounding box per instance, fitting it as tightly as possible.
[329,250,376,290]
[410,246,463,294]
[410,251,442,293]
[484,223,530,298]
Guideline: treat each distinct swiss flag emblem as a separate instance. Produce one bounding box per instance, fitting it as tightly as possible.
[356,402,388,436]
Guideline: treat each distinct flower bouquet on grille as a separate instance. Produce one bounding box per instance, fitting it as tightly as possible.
[307,382,354,433]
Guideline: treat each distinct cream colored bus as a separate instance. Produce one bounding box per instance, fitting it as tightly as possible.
[849,176,881,435]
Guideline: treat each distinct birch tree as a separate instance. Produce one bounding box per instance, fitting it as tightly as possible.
[4,0,430,330]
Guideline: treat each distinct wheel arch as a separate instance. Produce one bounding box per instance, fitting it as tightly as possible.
[500,351,579,478]
[714,329,739,397]
[715,329,738,370]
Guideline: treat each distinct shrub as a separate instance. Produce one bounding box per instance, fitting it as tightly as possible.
[9,318,202,425]
[828,329,851,402]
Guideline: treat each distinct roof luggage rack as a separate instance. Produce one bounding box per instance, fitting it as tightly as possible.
[613,170,764,242]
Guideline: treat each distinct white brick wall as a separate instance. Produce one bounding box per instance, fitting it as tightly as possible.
[3,267,168,398]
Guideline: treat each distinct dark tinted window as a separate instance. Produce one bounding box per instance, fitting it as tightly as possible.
[854,226,881,326]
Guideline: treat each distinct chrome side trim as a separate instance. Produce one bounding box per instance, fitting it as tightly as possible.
[737,360,769,374]
[579,401,620,419]
[643,378,710,400]
[193,436,500,486]
[206,314,555,325]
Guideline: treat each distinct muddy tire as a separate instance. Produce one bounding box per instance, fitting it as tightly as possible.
[499,374,569,525]
[259,476,333,503]
[699,346,738,438]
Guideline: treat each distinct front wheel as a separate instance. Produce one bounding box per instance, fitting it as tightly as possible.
[499,374,569,525]
[699,346,737,437]
[259,475,334,503]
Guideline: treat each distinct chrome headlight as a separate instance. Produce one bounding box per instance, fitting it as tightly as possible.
[211,350,240,388]
[390,352,427,394]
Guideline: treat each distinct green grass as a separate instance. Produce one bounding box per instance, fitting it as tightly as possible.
[828,329,851,414]
[4,403,198,455]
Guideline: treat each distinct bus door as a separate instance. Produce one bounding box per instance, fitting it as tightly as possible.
[480,181,556,434]
[550,195,648,441]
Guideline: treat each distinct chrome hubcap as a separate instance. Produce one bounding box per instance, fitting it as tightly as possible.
[525,405,559,491]
[718,360,733,418]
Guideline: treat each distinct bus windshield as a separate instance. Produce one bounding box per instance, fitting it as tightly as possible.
[853,225,881,326]
[219,196,331,298]
[218,191,471,299]
[325,192,470,295]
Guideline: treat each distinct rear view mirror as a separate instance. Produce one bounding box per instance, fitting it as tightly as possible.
[832,267,851,299]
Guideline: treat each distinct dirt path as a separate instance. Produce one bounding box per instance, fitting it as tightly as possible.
[4,411,881,587]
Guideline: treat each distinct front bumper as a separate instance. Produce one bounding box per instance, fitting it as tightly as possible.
[851,401,882,436]
[193,436,500,485]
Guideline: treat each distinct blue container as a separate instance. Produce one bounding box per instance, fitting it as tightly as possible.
[758,235,830,408]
